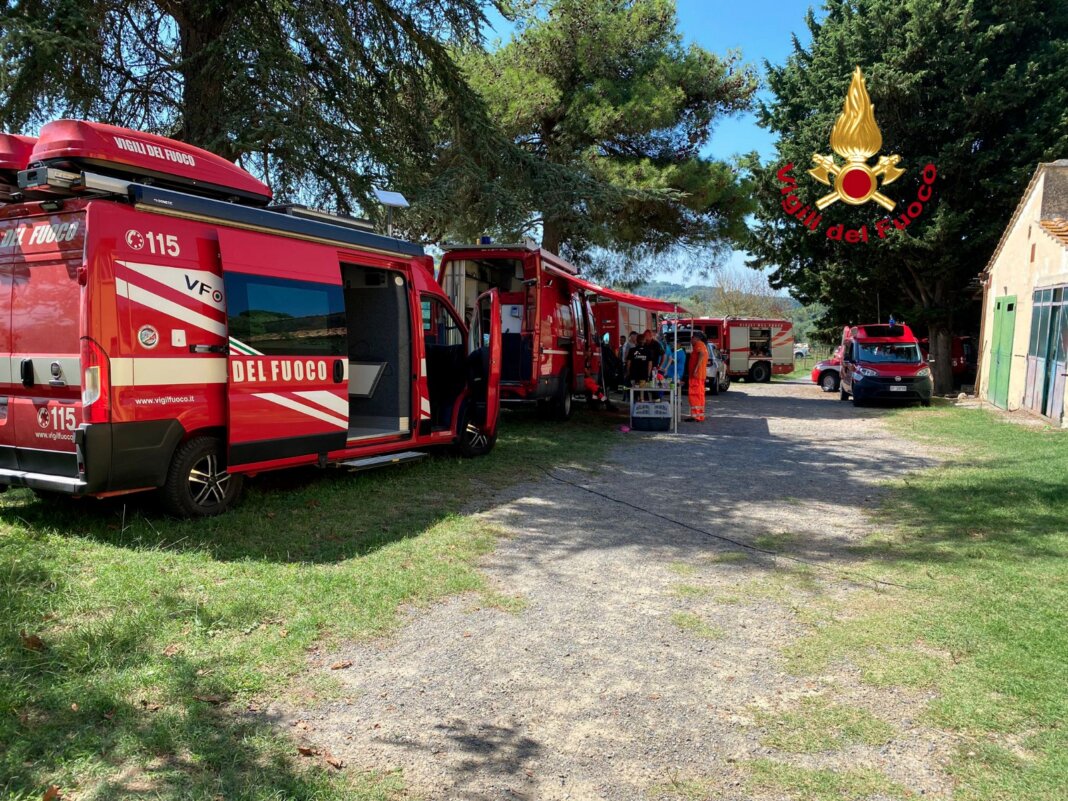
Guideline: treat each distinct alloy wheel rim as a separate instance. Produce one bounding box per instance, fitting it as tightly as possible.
[465,423,488,451]
[188,453,231,507]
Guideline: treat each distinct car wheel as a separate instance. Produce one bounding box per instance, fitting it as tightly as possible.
[162,436,243,517]
[819,372,839,392]
[921,398,932,408]
[749,361,771,383]
[720,375,730,392]
[709,376,720,395]
[852,397,866,407]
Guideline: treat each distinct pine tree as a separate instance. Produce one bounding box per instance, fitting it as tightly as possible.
[747,0,1068,392]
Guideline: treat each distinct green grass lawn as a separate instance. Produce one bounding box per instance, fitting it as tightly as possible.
[774,363,814,381]
[783,405,1068,801]
[0,407,621,801]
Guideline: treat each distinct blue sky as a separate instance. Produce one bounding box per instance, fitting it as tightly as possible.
[485,1,818,284]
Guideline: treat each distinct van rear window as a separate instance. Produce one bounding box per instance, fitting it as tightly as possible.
[857,343,921,364]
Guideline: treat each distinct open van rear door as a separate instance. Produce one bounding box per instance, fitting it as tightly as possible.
[473,288,501,438]
[218,228,349,467]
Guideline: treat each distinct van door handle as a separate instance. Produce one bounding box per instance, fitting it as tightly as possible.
[20,359,34,388]
[333,359,344,384]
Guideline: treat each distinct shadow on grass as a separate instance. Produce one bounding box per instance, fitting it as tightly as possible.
[1,607,392,800]
[0,407,620,800]
[0,406,625,565]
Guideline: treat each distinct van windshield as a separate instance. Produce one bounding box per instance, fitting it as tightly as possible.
[857,343,922,364]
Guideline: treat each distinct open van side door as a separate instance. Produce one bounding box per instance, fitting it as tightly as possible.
[217,228,349,467]
[472,288,502,438]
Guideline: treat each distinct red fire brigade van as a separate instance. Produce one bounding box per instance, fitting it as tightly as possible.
[839,322,932,406]
[0,120,502,516]
[663,316,795,382]
[439,243,602,419]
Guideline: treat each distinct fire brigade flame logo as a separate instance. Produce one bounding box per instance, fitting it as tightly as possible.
[808,67,905,211]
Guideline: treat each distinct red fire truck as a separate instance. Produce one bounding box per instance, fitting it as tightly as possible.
[0,120,502,516]
[663,316,795,382]
[439,243,602,419]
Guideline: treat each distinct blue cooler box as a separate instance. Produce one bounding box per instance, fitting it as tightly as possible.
[631,399,671,431]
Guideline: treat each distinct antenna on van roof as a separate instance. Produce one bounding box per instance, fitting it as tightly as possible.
[372,186,409,237]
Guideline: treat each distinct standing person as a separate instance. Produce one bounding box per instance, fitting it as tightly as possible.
[686,331,709,422]
[625,333,652,388]
[643,329,664,376]
[665,337,686,384]
[621,331,638,365]
[657,337,674,380]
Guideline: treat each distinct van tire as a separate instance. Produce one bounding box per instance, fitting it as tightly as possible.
[161,436,243,517]
[456,404,497,458]
[553,371,574,421]
[749,361,771,383]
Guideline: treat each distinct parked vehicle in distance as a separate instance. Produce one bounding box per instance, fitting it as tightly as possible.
[839,323,932,407]
[0,120,502,517]
[662,316,794,383]
[811,345,843,392]
[919,335,977,384]
[439,243,602,419]
[794,342,810,359]
[708,344,730,394]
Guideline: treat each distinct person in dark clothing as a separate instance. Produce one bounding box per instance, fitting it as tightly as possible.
[626,338,653,393]
[601,337,624,392]
[642,329,664,374]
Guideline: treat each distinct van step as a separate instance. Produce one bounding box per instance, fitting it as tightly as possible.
[337,451,426,471]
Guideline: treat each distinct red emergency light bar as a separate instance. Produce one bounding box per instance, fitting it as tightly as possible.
[0,134,37,199]
[25,120,272,205]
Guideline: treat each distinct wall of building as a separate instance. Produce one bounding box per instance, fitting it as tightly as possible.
[978,167,1068,424]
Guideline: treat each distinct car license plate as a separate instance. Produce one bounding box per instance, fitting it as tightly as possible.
[890,385,907,392]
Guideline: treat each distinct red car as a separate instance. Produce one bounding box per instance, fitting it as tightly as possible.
[810,345,843,392]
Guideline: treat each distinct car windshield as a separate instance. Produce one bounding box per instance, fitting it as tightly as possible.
[856,343,922,364]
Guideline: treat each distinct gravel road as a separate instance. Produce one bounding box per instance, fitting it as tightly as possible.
[280,381,957,800]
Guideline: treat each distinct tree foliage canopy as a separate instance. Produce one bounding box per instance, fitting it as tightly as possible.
[746,0,1068,389]
[453,0,758,278]
[0,0,519,223]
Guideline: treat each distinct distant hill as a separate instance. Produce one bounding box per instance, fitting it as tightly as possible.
[633,282,800,310]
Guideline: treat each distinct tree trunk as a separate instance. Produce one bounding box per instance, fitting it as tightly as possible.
[175,3,236,158]
[928,320,955,396]
[542,217,563,254]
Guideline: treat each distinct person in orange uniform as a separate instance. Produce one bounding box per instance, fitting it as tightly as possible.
[686,331,708,422]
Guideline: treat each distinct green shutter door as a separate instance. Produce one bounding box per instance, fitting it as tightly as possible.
[990,296,1017,409]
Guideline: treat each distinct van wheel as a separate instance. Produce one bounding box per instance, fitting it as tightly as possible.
[820,372,840,392]
[457,411,497,458]
[162,436,243,517]
[553,372,574,421]
[749,362,771,383]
